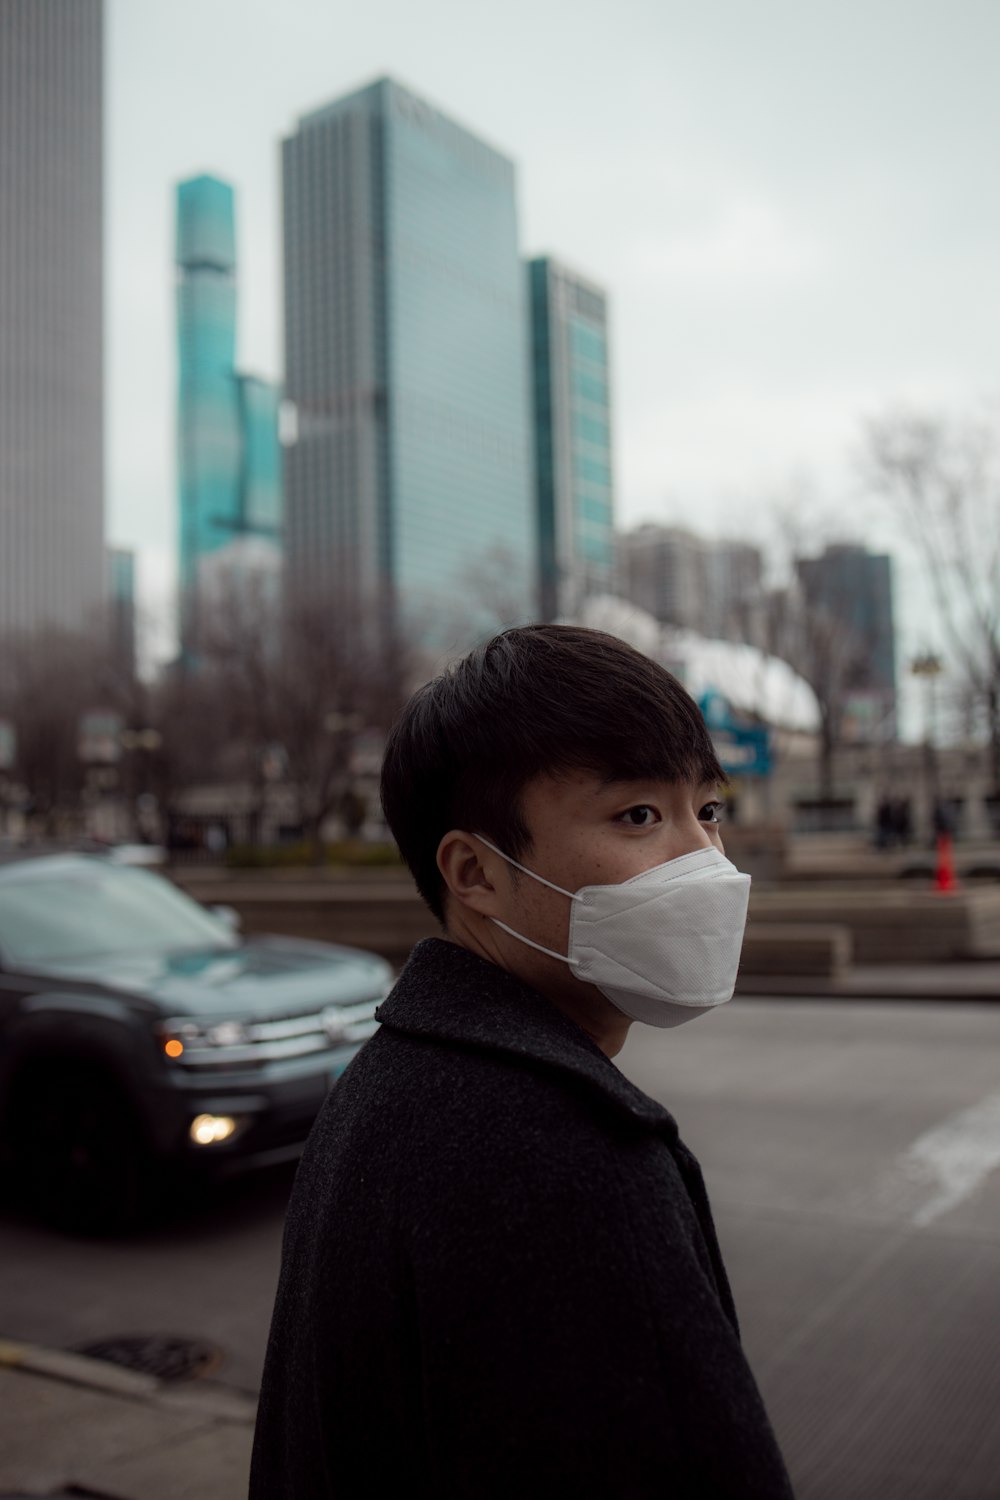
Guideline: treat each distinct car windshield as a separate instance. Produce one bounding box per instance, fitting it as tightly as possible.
[0,863,237,965]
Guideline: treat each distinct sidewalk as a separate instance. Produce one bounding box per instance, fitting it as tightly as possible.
[0,1341,254,1500]
[3,965,997,1500]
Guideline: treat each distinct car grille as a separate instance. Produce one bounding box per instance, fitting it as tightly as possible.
[161,998,380,1069]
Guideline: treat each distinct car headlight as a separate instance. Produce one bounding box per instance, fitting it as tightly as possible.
[157,1018,251,1060]
[189,1113,246,1145]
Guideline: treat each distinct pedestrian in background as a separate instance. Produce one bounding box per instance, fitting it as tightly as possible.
[251,625,794,1498]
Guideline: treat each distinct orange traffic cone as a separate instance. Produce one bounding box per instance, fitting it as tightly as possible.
[934,832,958,894]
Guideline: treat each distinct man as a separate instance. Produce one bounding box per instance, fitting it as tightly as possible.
[251,625,794,1498]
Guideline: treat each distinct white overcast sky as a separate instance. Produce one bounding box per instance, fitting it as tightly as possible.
[107,0,1000,671]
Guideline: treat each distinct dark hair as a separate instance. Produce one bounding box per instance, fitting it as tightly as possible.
[380,624,725,923]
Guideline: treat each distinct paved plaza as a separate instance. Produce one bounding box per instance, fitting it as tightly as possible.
[1,994,999,1498]
[619,997,1000,1500]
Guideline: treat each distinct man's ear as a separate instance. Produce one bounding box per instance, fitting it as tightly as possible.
[437,831,503,918]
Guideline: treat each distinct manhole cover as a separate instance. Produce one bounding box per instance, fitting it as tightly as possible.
[72,1334,222,1382]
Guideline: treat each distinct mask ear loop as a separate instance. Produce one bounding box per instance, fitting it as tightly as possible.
[489,918,576,966]
[473,834,579,901]
[472,834,582,968]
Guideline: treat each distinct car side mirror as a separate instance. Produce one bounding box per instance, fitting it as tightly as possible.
[209,904,242,933]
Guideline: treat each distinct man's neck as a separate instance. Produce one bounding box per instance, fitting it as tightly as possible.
[442,918,631,1059]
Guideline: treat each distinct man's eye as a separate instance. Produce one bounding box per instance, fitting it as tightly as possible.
[699,802,725,824]
[620,805,659,827]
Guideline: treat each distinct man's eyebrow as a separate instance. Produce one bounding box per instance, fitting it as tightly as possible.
[591,775,723,799]
[594,774,671,792]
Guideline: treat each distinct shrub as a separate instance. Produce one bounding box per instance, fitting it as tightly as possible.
[224,840,404,870]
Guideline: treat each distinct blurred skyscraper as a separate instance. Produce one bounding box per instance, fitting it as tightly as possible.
[702,541,765,639]
[528,258,615,620]
[617,524,763,641]
[796,543,897,737]
[107,546,136,682]
[281,78,536,640]
[0,0,104,638]
[176,175,282,658]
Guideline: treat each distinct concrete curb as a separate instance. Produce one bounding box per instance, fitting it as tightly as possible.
[0,1339,257,1426]
[0,1339,157,1399]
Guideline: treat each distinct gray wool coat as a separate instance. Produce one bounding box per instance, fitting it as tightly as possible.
[250,937,794,1499]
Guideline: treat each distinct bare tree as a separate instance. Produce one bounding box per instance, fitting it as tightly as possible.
[864,407,1000,789]
[728,499,880,802]
[197,575,283,843]
[193,587,414,861]
[456,543,537,634]
[760,579,873,801]
[143,664,224,840]
[0,626,105,833]
[273,597,412,861]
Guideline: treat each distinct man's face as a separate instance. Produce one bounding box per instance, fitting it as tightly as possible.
[485,769,726,1025]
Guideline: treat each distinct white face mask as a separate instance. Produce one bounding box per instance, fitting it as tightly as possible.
[476,837,751,1029]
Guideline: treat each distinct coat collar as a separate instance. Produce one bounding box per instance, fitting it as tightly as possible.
[376,938,677,1137]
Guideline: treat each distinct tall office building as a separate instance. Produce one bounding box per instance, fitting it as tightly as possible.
[107,546,136,682]
[796,542,897,736]
[528,258,615,620]
[0,0,104,639]
[282,78,536,640]
[176,175,281,656]
[702,541,764,639]
[617,524,764,641]
[618,525,709,630]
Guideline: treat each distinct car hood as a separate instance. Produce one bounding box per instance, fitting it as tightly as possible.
[20,935,393,1021]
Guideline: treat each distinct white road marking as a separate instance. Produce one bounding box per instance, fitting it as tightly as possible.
[881,1089,1000,1228]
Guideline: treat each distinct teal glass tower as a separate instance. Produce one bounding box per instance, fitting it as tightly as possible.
[528,258,615,621]
[176,175,281,655]
[282,79,536,642]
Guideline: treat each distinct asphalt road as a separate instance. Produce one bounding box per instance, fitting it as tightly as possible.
[2,995,999,1500]
[620,998,1000,1500]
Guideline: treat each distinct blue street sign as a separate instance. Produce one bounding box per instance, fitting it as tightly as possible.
[698,692,772,777]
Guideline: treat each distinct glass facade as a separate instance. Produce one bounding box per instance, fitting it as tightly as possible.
[528,258,615,621]
[282,79,536,644]
[238,376,282,536]
[176,175,281,656]
[281,89,388,617]
[385,84,535,633]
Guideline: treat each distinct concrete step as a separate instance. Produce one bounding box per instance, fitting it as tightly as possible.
[741,923,852,977]
[177,875,1000,970]
[749,887,1000,962]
